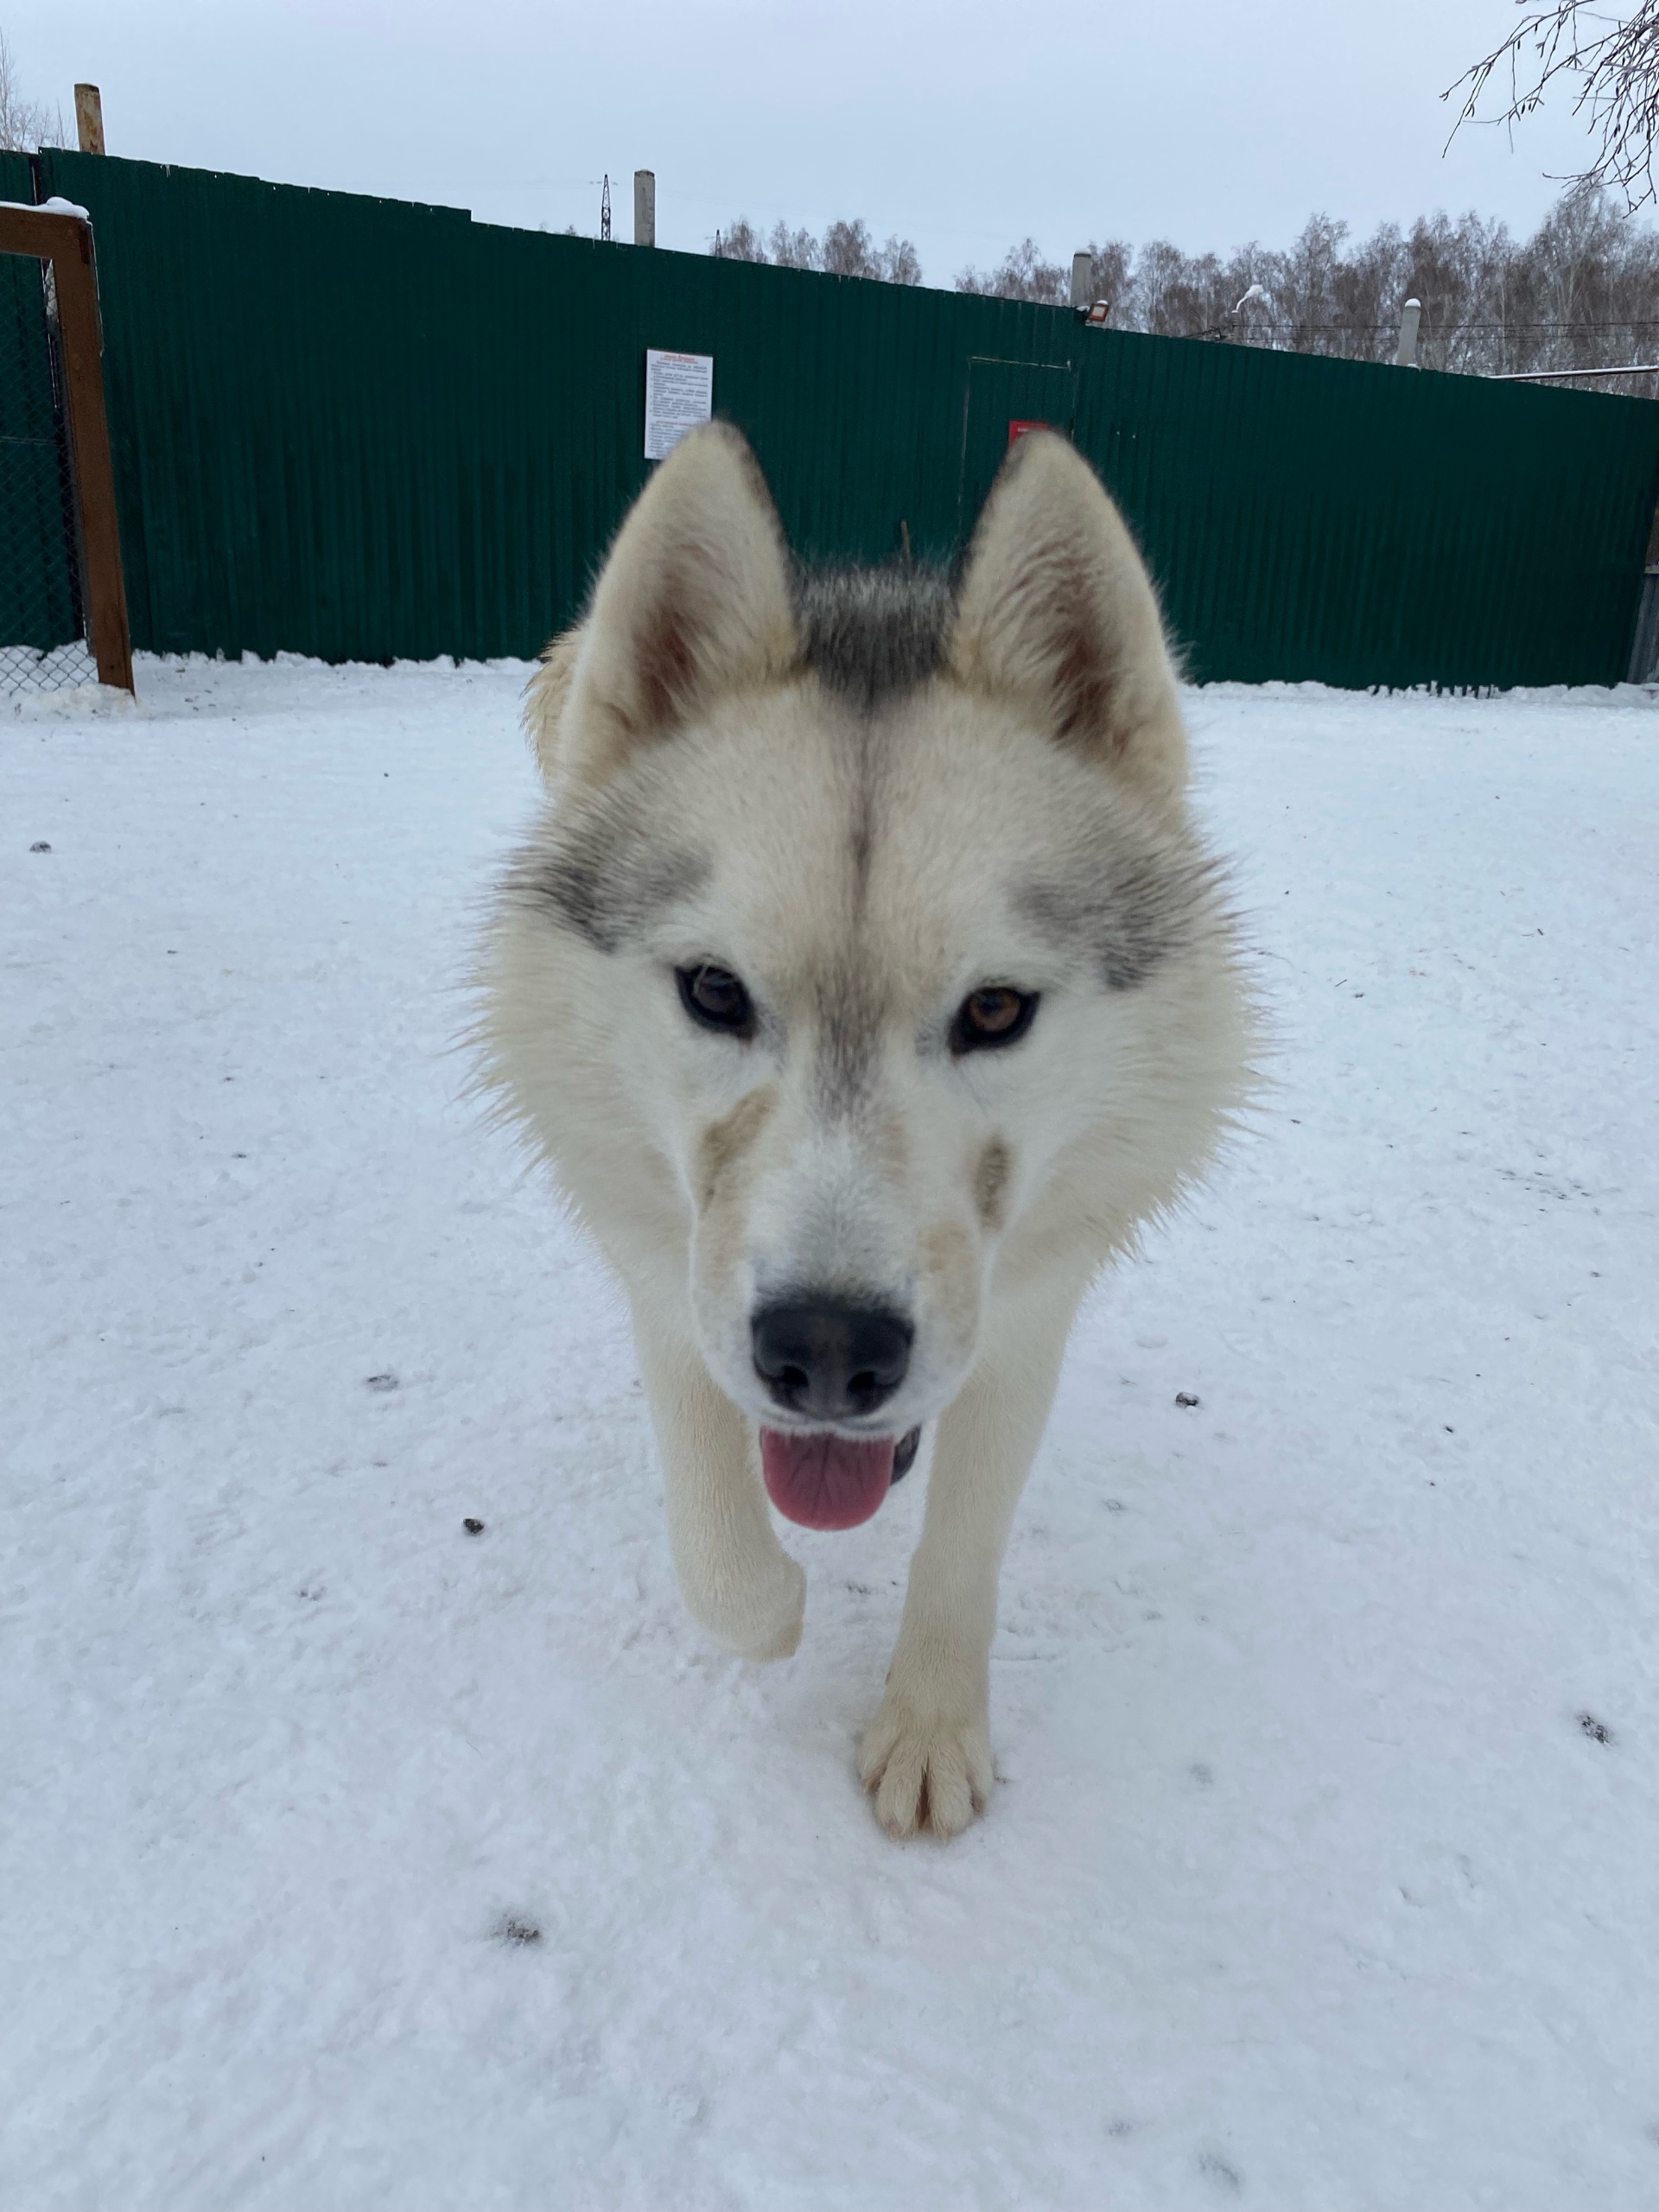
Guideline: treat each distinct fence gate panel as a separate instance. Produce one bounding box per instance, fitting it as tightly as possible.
[0,197,132,698]
[0,240,94,696]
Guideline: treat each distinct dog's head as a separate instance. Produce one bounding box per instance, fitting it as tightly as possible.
[493,425,1245,1529]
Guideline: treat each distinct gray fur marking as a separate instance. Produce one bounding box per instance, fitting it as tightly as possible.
[813,965,887,1118]
[1017,830,1217,992]
[515,796,707,953]
[798,567,953,712]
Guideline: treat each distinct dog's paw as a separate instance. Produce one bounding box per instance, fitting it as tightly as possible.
[859,1694,993,1840]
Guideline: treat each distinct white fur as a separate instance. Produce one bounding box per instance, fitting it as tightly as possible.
[477,423,1255,1839]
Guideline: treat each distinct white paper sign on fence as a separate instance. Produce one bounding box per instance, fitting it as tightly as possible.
[643,350,715,461]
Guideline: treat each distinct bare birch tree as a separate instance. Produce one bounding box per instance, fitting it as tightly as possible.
[963,187,1657,389]
[711,216,921,283]
[0,29,64,151]
[954,238,1070,302]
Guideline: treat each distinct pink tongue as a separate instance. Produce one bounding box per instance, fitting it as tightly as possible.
[760,1427,896,1531]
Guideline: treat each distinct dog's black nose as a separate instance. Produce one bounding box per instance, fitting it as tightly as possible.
[751,1299,912,1421]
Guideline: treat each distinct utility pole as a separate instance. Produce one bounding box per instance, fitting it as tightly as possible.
[73,84,105,154]
[1070,251,1092,310]
[633,170,656,248]
[601,175,612,242]
[1395,298,1421,368]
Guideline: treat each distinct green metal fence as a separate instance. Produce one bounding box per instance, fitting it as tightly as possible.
[23,147,1659,687]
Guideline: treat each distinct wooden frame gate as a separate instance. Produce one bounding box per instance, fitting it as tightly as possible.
[0,200,133,695]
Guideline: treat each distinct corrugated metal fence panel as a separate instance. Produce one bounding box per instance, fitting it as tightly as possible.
[35,148,1659,684]
[1074,326,1659,687]
[35,153,483,660]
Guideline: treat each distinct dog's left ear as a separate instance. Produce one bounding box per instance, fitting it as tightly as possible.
[555,423,798,791]
[950,432,1189,804]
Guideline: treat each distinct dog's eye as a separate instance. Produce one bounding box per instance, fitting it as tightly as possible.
[950,986,1039,1055]
[677,963,755,1038]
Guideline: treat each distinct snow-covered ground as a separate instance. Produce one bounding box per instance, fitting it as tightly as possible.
[4,656,1656,2210]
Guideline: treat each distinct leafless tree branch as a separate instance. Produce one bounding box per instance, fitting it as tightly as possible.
[1446,2,1659,212]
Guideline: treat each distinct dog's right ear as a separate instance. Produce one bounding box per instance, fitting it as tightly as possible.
[548,423,797,791]
[950,431,1189,806]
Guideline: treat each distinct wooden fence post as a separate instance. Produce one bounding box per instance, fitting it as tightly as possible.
[74,85,105,156]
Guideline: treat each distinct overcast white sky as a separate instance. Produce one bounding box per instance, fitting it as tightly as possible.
[11,1,1618,278]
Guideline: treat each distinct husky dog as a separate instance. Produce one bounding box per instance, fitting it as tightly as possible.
[478,423,1252,1839]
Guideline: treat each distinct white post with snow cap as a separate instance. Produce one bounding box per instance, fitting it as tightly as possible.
[1070,251,1092,310]
[634,171,656,249]
[1395,299,1421,368]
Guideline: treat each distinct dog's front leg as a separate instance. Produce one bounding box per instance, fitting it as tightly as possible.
[861,1281,1081,1838]
[632,1316,806,1662]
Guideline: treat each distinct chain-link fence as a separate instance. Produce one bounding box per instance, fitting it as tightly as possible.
[2,246,98,698]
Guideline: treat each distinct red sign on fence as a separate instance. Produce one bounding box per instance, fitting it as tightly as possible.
[1007,420,1049,446]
